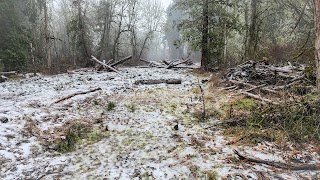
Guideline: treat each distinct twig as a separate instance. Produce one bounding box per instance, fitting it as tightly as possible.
[234,149,320,171]
[197,77,206,121]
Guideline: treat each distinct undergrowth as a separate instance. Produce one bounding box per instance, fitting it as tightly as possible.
[42,120,107,153]
[221,95,320,144]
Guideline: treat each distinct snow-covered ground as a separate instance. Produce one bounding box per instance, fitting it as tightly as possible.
[0,68,319,179]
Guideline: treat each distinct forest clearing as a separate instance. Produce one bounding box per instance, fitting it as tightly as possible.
[0,65,319,179]
[1,0,320,179]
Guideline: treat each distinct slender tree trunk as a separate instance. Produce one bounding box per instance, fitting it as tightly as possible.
[223,24,228,65]
[248,0,257,60]
[44,0,52,68]
[242,2,249,62]
[314,0,320,92]
[201,0,209,70]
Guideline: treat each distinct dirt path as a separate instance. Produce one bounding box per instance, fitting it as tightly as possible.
[0,68,319,179]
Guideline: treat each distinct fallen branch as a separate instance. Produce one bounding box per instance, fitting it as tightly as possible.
[162,60,170,65]
[134,79,182,85]
[50,88,102,105]
[110,55,132,67]
[228,80,279,94]
[226,135,248,145]
[234,149,320,171]
[245,84,267,92]
[91,55,121,74]
[167,59,192,69]
[241,92,278,105]
[139,59,164,68]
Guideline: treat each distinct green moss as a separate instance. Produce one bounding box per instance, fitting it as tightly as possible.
[234,98,256,110]
[106,102,116,111]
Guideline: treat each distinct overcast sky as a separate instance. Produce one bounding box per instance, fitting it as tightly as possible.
[161,0,172,8]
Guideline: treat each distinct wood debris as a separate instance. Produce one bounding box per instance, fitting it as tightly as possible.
[134,79,182,85]
[234,149,320,171]
[50,87,102,106]
[223,61,316,103]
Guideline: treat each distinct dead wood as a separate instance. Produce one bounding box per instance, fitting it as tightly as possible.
[245,84,267,92]
[241,92,278,105]
[134,79,182,85]
[226,135,248,145]
[110,55,132,67]
[167,59,192,69]
[162,60,170,65]
[50,87,102,105]
[139,59,164,68]
[228,80,279,94]
[0,71,17,76]
[234,149,320,171]
[171,66,196,69]
[91,55,121,73]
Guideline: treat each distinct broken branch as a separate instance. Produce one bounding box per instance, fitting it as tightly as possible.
[234,149,320,171]
[50,88,102,106]
[91,55,121,74]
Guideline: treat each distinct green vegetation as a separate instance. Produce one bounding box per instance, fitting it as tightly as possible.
[51,121,107,153]
[106,102,116,111]
[206,171,218,180]
[219,94,320,144]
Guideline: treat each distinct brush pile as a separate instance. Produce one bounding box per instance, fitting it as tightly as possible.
[223,60,316,104]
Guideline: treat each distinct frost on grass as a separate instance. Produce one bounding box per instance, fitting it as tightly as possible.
[0,68,319,179]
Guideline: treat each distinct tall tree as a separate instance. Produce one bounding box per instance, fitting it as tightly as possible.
[314,0,320,92]
[0,0,30,71]
[201,0,209,70]
[43,0,52,68]
[248,0,258,60]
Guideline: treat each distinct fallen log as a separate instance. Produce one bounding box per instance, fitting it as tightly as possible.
[167,59,192,69]
[162,60,170,65]
[241,92,278,105]
[91,55,121,74]
[234,149,320,171]
[50,88,102,106]
[134,79,182,85]
[110,55,132,67]
[139,59,164,68]
[0,71,17,76]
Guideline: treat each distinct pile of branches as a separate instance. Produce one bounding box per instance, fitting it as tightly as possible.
[219,60,320,142]
[223,60,316,104]
[139,58,194,69]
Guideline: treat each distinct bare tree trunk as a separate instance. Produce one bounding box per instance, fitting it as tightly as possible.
[223,24,228,65]
[314,0,320,92]
[44,0,52,68]
[242,2,249,62]
[201,0,209,70]
[248,0,258,60]
[77,0,92,67]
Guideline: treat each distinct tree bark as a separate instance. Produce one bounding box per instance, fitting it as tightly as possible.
[314,0,320,93]
[248,0,258,60]
[44,0,52,68]
[201,0,209,70]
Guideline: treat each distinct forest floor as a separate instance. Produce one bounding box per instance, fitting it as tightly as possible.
[0,67,319,179]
